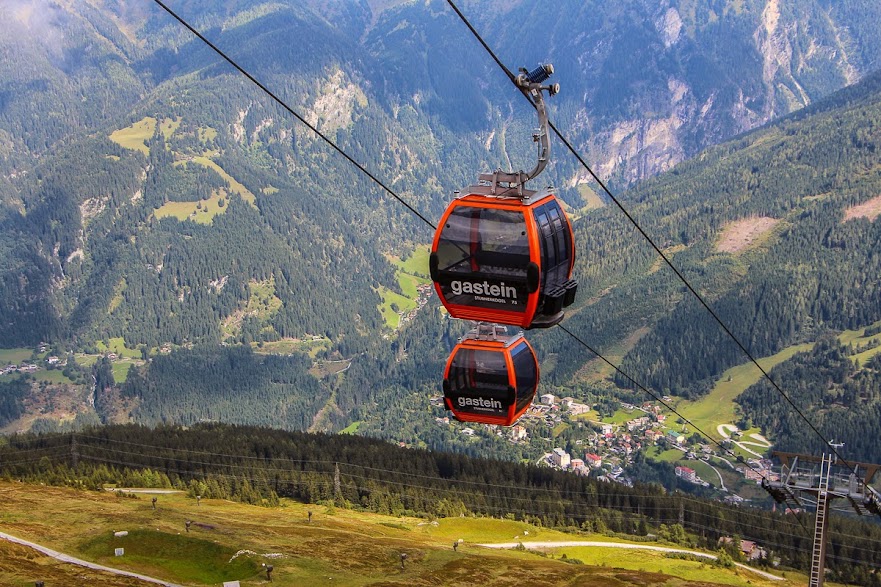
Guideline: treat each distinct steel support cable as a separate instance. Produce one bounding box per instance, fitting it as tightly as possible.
[68,441,825,541]
[68,451,807,552]
[344,473,862,562]
[70,451,833,568]
[10,448,871,576]
[79,437,787,523]
[441,0,851,471]
[75,433,655,498]
[0,440,72,454]
[74,434,654,498]
[0,449,73,466]
[82,451,706,529]
[69,434,791,515]
[73,444,689,511]
[31,441,877,563]
[81,449,623,520]
[62,443,769,527]
[71,442,809,538]
[71,433,332,465]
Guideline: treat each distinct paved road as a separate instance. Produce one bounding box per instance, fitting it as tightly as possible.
[0,531,182,586]
[717,425,766,458]
[478,540,784,581]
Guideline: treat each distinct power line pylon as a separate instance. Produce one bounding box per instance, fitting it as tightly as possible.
[763,447,881,586]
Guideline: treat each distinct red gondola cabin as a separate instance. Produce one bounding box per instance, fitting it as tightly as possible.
[430,190,577,328]
[442,326,539,426]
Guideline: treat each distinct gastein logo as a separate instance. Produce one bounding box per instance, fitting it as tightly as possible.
[458,396,504,410]
[450,280,517,299]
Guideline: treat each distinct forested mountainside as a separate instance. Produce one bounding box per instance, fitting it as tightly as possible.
[738,339,881,463]
[333,67,881,466]
[3,0,881,471]
[603,71,881,397]
[5,0,881,184]
[3,0,881,347]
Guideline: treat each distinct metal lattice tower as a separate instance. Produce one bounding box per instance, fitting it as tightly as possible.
[763,449,881,587]
[809,454,831,586]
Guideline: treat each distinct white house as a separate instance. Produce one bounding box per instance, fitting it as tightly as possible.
[675,466,697,483]
[551,448,570,468]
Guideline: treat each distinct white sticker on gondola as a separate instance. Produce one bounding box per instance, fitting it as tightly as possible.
[450,280,517,299]
[457,397,504,409]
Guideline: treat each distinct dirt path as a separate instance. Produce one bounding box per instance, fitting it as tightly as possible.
[0,531,181,587]
[478,540,784,581]
[105,489,185,494]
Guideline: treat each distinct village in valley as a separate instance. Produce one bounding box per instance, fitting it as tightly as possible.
[434,391,779,507]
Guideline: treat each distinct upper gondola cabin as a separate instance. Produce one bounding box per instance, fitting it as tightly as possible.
[430,186,577,328]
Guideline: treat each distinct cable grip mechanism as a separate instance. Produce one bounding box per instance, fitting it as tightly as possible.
[473,64,560,199]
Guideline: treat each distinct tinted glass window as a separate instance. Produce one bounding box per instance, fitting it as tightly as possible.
[435,206,531,313]
[510,342,538,411]
[446,348,512,416]
[534,200,572,288]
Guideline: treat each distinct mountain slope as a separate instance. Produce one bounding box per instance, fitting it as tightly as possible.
[4,0,881,350]
[0,0,146,168]
[3,1,881,465]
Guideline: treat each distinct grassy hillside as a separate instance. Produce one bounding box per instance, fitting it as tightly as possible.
[0,481,798,587]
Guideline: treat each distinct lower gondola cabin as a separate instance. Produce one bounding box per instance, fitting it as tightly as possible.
[442,329,539,426]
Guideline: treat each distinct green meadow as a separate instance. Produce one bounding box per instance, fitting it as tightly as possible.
[109,117,157,155]
[676,343,814,440]
[676,319,881,443]
[154,189,230,224]
[183,156,256,204]
[378,285,416,330]
[0,348,32,365]
[96,338,142,359]
[378,247,431,330]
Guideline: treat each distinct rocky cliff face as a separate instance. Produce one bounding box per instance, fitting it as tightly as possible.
[511,0,881,189]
